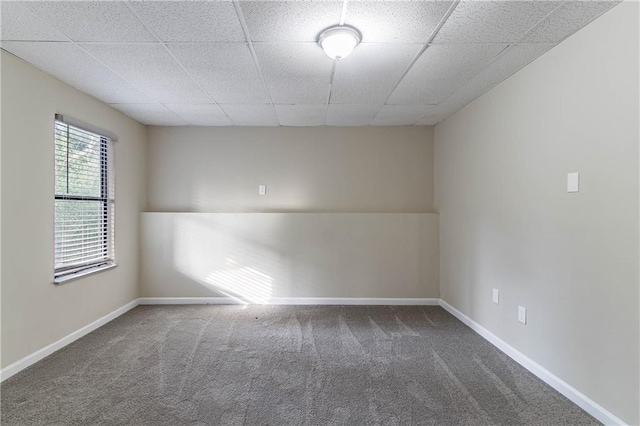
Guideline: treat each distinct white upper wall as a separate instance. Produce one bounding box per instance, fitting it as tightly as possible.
[434,2,639,424]
[147,126,434,213]
[0,51,148,368]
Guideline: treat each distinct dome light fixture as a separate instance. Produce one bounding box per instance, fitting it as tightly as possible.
[318,25,361,61]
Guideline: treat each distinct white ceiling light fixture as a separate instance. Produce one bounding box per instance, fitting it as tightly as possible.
[318,25,361,60]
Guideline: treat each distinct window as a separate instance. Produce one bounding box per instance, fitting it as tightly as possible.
[54,117,115,282]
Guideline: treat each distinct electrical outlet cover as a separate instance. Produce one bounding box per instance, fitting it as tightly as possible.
[518,306,527,324]
[567,172,579,193]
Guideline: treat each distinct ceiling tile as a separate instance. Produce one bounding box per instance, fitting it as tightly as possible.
[435,43,555,121]
[220,104,279,126]
[466,43,556,97]
[331,43,422,104]
[81,43,211,104]
[3,0,605,128]
[254,43,333,104]
[371,105,436,126]
[240,1,343,42]
[521,1,620,43]
[1,41,154,104]
[1,1,67,41]
[26,1,155,42]
[275,104,326,126]
[433,1,559,44]
[110,103,187,126]
[344,1,453,43]
[169,43,270,104]
[388,43,506,105]
[165,104,234,126]
[129,1,245,42]
[325,104,381,126]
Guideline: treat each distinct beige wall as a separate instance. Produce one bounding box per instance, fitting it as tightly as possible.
[0,51,147,368]
[434,3,639,424]
[147,126,434,213]
[141,213,439,299]
[145,126,437,299]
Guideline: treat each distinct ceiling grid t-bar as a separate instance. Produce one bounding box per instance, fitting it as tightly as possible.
[233,1,281,126]
[339,0,349,26]
[323,0,350,125]
[372,0,461,125]
[19,2,168,124]
[1,0,622,127]
[123,1,235,126]
[430,0,569,121]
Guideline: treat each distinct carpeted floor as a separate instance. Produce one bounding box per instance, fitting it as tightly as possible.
[1,305,598,425]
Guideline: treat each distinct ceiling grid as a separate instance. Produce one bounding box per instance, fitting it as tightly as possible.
[16,1,184,124]
[371,0,461,125]
[0,0,622,127]
[323,0,349,125]
[123,1,234,126]
[232,0,281,126]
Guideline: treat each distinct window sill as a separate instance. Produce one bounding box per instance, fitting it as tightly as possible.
[54,263,117,285]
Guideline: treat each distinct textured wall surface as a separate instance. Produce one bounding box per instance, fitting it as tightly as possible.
[435,3,639,423]
[1,51,147,368]
[147,126,434,214]
[141,213,439,299]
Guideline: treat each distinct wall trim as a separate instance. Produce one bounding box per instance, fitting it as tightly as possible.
[138,297,242,305]
[0,299,139,383]
[138,297,441,306]
[0,295,624,425]
[439,300,625,426]
[271,297,440,305]
[1,296,438,381]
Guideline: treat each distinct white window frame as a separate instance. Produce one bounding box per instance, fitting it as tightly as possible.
[53,116,116,284]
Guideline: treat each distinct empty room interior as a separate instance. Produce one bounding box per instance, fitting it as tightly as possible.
[0,0,639,424]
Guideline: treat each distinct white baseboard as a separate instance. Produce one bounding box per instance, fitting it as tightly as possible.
[1,295,623,425]
[0,299,139,383]
[138,297,441,306]
[270,297,441,305]
[138,297,242,305]
[1,296,437,381]
[439,300,625,426]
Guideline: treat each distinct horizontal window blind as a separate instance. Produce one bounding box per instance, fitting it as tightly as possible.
[54,119,115,277]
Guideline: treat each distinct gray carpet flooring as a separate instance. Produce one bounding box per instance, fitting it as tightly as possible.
[1,305,598,425]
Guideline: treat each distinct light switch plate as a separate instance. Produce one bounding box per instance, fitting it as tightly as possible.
[518,306,527,324]
[567,172,579,193]
[258,185,267,195]
[492,288,499,304]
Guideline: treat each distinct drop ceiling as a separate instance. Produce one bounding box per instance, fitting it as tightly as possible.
[0,0,619,127]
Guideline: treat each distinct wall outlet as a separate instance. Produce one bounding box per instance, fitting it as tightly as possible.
[492,288,499,304]
[518,306,527,324]
[258,185,267,195]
